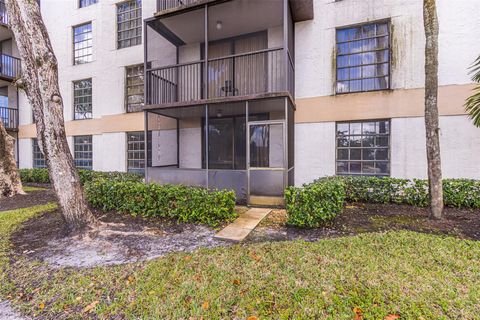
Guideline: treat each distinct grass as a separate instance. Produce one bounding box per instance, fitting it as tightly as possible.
[1,205,480,319]
[23,186,46,192]
[0,204,57,296]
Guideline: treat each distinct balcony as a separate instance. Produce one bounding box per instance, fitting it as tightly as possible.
[145,0,295,108]
[0,54,21,80]
[146,47,292,106]
[156,0,208,14]
[155,0,314,22]
[0,107,18,130]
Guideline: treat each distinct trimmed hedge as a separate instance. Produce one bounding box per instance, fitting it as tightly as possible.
[19,168,142,185]
[286,176,480,228]
[285,178,345,228]
[84,179,237,227]
[19,168,50,184]
[335,176,480,208]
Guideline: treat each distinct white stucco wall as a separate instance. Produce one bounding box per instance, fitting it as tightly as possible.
[179,127,202,169]
[17,1,157,170]
[14,0,480,183]
[18,139,32,169]
[391,115,480,179]
[151,130,178,167]
[294,122,336,186]
[295,0,480,99]
[92,132,126,171]
[294,115,480,186]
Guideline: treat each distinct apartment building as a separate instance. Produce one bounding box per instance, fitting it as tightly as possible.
[0,1,22,162]
[12,0,480,206]
[17,0,152,174]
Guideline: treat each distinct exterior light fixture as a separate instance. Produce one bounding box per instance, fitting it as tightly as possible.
[216,20,223,30]
[216,109,222,118]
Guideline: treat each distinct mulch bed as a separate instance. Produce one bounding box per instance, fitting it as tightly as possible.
[12,208,196,257]
[11,207,225,268]
[5,187,480,268]
[0,186,57,212]
[335,203,480,240]
[251,203,480,242]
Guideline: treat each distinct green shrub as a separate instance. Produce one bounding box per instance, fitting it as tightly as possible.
[19,168,50,184]
[285,178,345,228]
[78,170,143,185]
[443,179,480,208]
[333,176,480,208]
[84,179,237,227]
[19,168,142,185]
[338,176,410,204]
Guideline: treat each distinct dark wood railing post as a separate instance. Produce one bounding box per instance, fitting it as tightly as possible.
[204,4,208,100]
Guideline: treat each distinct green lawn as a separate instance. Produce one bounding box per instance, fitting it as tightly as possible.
[1,205,480,319]
[22,186,47,192]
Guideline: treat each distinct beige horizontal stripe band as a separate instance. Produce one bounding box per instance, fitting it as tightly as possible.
[18,83,475,138]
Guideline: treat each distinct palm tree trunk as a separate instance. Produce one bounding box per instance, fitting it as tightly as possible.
[423,0,444,219]
[0,120,24,198]
[5,0,97,231]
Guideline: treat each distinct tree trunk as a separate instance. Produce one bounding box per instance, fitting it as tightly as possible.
[423,0,444,219]
[6,0,97,231]
[0,120,24,198]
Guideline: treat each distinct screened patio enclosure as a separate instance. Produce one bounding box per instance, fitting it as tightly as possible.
[145,96,294,204]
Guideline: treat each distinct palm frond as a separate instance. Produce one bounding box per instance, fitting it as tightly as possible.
[465,56,480,127]
[470,55,480,83]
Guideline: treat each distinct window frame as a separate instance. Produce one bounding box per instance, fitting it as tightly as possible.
[125,64,144,113]
[335,19,392,94]
[73,135,93,170]
[78,0,97,9]
[32,138,47,169]
[126,131,145,175]
[73,78,93,120]
[116,0,142,50]
[335,119,391,176]
[72,21,93,65]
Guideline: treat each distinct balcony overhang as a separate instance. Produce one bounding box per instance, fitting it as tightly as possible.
[289,0,314,22]
[154,0,314,22]
[143,91,295,114]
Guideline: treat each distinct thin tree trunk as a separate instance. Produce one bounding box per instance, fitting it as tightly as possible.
[0,120,24,198]
[6,0,97,231]
[423,0,444,219]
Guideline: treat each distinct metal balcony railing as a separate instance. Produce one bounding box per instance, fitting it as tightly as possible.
[146,48,287,105]
[0,107,18,130]
[156,0,201,12]
[0,54,21,79]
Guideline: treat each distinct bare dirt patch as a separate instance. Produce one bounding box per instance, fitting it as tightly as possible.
[12,209,228,269]
[0,301,29,320]
[0,186,56,211]
[9,188,480,269]
[249,203,480,242]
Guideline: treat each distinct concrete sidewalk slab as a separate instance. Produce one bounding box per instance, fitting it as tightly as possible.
[214,207,271,242]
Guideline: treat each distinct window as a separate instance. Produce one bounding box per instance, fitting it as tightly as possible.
[73,79,92,120]
[32,139,47,168]
[336,21,390,93]
[336,120,390,176]
[125,65,144,112]
[127,131,145,174]
[117,0,142,49]
[74,135,93,170]
[73,22,93,65]
[79,0,97,8]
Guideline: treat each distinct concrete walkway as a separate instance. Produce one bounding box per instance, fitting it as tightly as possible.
[214,208,271,242]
